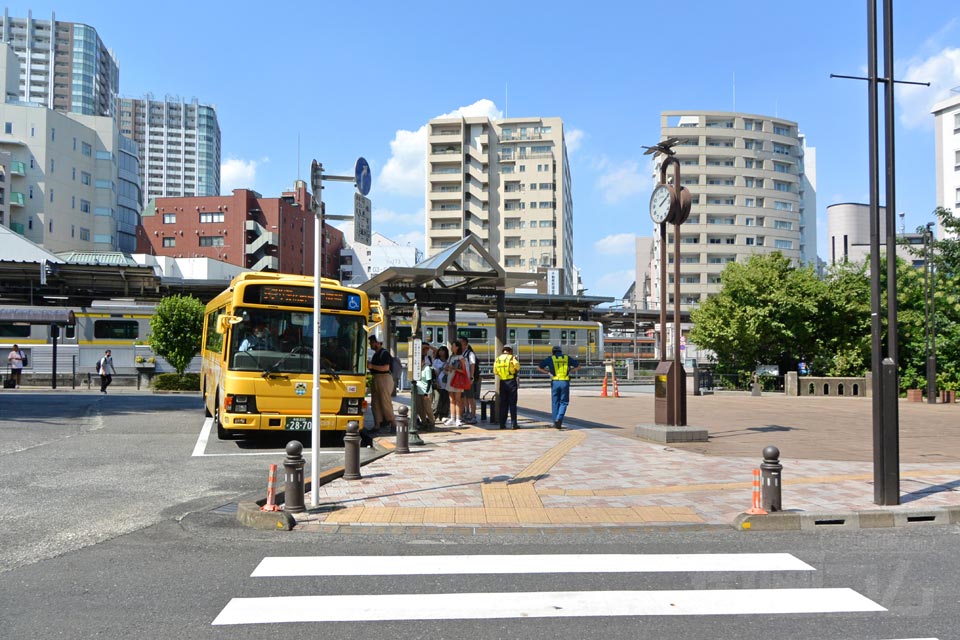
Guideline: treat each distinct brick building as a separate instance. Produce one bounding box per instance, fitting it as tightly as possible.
[136,180,343,278]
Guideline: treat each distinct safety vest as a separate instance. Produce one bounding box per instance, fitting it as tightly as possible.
[551,355,570,381]
[494,354,518,380]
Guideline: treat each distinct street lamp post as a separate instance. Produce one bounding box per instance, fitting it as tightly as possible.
[924,222,937,404]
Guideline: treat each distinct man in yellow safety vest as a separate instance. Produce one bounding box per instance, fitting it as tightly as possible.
[494,345,521,430]
[537,345,581,429]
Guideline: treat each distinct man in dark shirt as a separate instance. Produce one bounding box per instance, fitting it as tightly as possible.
[367,336,395,441]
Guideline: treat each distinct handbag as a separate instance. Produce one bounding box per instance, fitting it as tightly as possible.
[450,359,471,390]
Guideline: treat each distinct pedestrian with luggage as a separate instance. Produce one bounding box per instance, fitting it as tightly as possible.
[98,349,116,393]
[6,344,25,389]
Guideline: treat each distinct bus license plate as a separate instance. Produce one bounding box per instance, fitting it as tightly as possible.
[285,417,312,431]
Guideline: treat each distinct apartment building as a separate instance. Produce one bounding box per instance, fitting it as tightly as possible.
[424,115,574,294]
[336,221,422,287]
[0,10,119,116]
[119,95,221,199]
[650,110,817,309]
[0,44,140,252]
[932,92,960,240]
[136,181,344,279]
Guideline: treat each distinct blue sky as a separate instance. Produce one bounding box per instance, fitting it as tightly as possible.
[9,1,960,298]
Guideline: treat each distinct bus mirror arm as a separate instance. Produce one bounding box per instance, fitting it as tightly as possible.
[217,315,243,334]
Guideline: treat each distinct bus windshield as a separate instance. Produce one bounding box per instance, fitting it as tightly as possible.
[227,307,366,375]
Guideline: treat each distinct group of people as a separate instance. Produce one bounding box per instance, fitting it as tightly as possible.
[364,334,581,437]
[6,346,116,393]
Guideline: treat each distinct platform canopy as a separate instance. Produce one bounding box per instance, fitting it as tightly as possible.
[0,307,75,324]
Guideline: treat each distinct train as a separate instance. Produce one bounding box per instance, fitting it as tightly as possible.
[602,335,658,361]
[0,300,193,376]
[390,311,605,365]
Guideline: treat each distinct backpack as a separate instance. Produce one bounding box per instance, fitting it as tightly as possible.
[20,351,27,367]
[390,356,403,382]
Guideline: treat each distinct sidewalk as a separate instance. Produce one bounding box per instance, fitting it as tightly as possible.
[293,389,960,531]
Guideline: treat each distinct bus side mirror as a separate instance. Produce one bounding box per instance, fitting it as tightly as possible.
[217,315,243,334]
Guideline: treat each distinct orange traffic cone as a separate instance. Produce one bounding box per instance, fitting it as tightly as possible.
[745,469,767,515]
[600,375,608,397]
[612,376,621,398]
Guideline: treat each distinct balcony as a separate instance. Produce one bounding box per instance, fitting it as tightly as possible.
[10,161,26,176]
[10,191,25,207]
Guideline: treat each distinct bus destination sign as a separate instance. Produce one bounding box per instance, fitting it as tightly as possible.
[243,285,362,311]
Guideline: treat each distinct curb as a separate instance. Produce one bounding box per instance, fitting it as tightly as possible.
[734,506,960,531]
[237,440,394,531]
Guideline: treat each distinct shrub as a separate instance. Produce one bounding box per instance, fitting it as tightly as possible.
[152,373,200,391]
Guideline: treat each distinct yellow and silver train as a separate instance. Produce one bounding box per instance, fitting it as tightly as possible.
[391,311,604,365]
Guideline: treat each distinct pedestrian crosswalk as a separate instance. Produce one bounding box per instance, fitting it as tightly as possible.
[210,552,926,633]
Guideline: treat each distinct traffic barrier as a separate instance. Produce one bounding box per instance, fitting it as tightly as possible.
[746,468,767,515]
[261,463,280,512]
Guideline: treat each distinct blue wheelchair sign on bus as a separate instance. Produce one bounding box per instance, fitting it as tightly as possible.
[346,293,361,311]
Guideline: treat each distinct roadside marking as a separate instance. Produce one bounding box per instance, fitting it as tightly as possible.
[191,418,306,457]
[251,553,815,577]
[212,587,884,625]
[192,418,213,457]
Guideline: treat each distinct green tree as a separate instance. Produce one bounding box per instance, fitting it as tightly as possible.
[815,261,871,376]
[689,252,828,377]
[149,295,205,377]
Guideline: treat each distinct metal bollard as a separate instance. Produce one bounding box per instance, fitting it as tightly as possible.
[760,445,782,512]
[395,405,410,454]
[283,440,306,513]
[343,420,362,480]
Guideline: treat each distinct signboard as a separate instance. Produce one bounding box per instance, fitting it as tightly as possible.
[354,193,372,245]
[546,268,560,295]
[411,337,422,380]
[355,157,371,196]
[242,285,361,311]
[680,335,686,351]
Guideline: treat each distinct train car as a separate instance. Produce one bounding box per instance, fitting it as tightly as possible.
[392,311,604,366]
[602,335,657,361]
[0,300,192,376]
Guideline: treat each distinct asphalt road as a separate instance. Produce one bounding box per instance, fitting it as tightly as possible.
[0,392,356,573]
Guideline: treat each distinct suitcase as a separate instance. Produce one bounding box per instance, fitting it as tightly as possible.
[3,378,15,389]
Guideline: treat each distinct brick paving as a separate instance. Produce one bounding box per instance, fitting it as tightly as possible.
[294,388,960,530]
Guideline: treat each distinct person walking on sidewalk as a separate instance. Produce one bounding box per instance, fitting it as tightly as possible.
[537,345,580,429]
[494,345,521,430]
[367,336,395,443]
[7,344,25,388]
[97,349,116,393]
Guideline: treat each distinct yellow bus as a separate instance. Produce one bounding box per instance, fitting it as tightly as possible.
[201,272,373,442]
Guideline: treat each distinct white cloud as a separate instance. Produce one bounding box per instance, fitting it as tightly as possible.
[596,159,653,204]
[220,157,262,194]
[898,46,960,129]
[372,207,424,227]
[594,233,636,255]
[393,230,425,253]
[592,268,636,298]
[379,99,502,196]
[566,128,585,154]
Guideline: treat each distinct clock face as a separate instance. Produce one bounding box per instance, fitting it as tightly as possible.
[649,184,674,224]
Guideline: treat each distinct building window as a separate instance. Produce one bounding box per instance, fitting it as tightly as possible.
[3,122,10,134]
[199,212,225,223]
[162,237,176,247]
[81,172,91,185]
[80,199,91,213]
[49,220,53,233]
[199,236,224,247]
[162,213,176,224]
[774,181,790,192]
[746,237,755,245]
[81,142,92,157]
[29,186,33,199]
[79,228,90,241]
[774,201,794,211]
[775,239,793,250]
[774,220,794,231]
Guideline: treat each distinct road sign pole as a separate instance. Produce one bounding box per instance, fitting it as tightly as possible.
[310,160,323,509]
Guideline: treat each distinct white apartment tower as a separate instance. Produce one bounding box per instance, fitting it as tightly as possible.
[932,92,960,240]
[0,10,119,116]
[425,115,574,294]
[650,110,817,309]
[119,96,221,199]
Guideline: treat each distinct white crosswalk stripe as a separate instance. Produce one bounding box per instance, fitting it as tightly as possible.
[213,552,897,628]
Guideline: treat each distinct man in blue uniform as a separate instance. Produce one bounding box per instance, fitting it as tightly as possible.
[537,345,581,429]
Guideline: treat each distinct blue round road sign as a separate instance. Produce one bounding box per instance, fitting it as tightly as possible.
[355,157,371,196]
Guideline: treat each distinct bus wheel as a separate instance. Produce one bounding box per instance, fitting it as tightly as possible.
[214,393,231,440]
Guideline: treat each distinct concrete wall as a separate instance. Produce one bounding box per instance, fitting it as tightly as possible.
[786,371,871,397]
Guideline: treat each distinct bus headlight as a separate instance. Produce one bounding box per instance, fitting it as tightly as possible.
[226,394,257,414]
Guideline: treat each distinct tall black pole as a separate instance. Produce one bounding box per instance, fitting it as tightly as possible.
[867,0,886,505]
[927,225,937,403]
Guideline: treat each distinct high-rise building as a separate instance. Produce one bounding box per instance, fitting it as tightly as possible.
[424,115,574,294]
[0,44,140,252]
[932,93,960,240]
[650,110,817,309]
[0,10,119,116]
[119,96,221,199]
